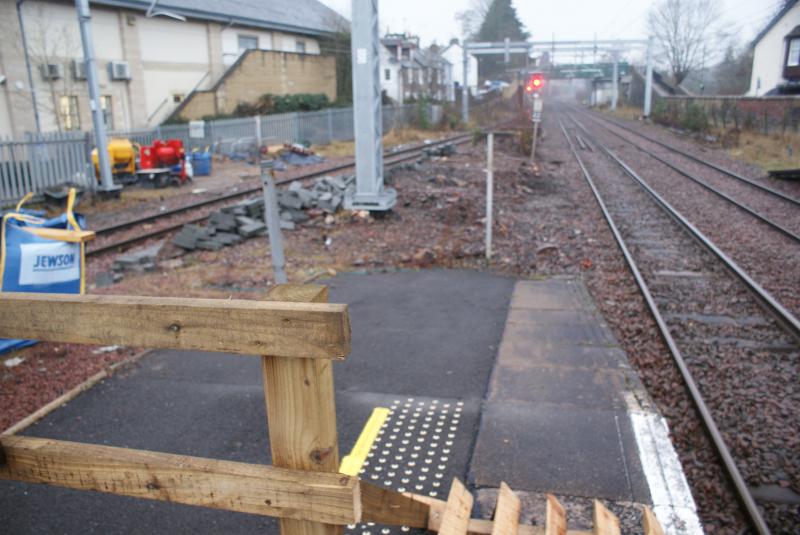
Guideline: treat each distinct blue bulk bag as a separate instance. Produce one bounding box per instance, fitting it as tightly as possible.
[0,189,94,354]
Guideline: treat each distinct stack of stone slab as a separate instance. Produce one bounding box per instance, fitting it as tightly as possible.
[172,174,355,252]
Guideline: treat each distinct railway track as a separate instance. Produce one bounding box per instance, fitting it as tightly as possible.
[87,133,472,256]
[571,106,800,208]
[559,113,800,534]
[570,110,800,244]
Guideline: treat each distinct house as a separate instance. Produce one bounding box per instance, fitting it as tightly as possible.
[379,33,451,103]
[440,41,479,102]
[749,0,800,95]
[0,0,346,137]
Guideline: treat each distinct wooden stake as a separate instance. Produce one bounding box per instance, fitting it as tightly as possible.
[491,482,521,535]
[439,478,474,535]
[545,494,567,535]
[642,506,664,535]
[263,284,343,535]
[592,501,620,535]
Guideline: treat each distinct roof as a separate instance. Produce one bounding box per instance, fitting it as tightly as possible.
[91,0,349,37]
[752,0,800,47]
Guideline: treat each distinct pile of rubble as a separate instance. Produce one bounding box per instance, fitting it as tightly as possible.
[172,174,356,251]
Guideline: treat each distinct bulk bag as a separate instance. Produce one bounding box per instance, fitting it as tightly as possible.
[0,189,95,354]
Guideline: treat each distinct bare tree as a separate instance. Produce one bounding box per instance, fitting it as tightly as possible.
[455,0,493,40]
[647,0,721,87]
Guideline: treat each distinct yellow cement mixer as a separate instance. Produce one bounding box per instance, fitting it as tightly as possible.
[92,138,136,183]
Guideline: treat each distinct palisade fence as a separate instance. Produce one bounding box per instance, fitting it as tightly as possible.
[1,104,437,204]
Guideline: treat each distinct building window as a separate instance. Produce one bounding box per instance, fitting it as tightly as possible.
[788,38,800,67]
[59,95,80,130]
[385,69,391,81]
[296,40,306,53]
[100,95,113,129]
[173,93,184,103]
[238,35,258,52]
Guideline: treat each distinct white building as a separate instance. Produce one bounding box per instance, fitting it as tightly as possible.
[0,0,345,137]
[379,34,451,103]
[749,0,800,95]
[440,42,478,101]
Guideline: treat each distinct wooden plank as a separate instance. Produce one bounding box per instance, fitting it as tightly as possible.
[360,481,430,528]
[642,506,664,535]
[439,478,474,535]
[491,482,521,535]
[545,494,567,535]
[263,285,343,535]
[0,293,350,360]
[0,435,360,525]
[407,493,590,535]
[592,501,620,535]
[266,284,328,303]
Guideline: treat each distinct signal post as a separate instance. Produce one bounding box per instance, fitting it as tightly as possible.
[525,73,545,164]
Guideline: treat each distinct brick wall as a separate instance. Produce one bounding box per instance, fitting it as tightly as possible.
[175,50,336,120]
[655,96,800,134]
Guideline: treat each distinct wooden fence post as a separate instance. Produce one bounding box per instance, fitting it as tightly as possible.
[263,284,343,535]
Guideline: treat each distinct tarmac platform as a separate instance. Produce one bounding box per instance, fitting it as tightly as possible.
[0,269,701,534]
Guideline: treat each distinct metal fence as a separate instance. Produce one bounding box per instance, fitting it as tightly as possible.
[0,132,93,204]
[1,103,437,204]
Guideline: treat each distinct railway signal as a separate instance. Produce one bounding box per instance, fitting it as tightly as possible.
[525,73,545,94]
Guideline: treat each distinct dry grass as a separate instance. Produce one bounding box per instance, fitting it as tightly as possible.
[313,127,444,158]
[601,105,644,122]
[719,129,800,172]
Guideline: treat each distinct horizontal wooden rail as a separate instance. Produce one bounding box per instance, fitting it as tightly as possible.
[0,436,361,525]
[0,293,351,359]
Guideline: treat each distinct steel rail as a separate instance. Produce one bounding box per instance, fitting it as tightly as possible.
[93,133,473,237]
[87,134,473,256]
[569,113,800,336]
[558,117,772,535]
[573,107,800,208]
[570,112,800,244]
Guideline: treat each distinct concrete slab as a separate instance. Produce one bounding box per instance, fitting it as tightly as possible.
[470,403,649,502]
[471,279,651,503]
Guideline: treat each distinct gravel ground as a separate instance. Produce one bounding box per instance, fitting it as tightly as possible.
[560,111,799,533]
[572,110,800,318]
[6,99,799,532]
[592,111,800,200]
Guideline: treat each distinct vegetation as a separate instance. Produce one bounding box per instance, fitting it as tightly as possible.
[320,31,353,104]
[460,0,529,81]
[647,0,722,86]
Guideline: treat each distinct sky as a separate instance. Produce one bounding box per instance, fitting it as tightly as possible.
[319,0,783,52]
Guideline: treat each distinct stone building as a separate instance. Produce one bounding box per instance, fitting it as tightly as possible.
[0,0,346,136]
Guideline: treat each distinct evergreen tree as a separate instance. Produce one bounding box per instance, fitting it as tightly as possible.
[474,0,529,81]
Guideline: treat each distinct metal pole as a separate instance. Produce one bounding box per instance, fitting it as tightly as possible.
[260,159,287,284]
[504,37,510,63]
[531,121,539,163]
[346,0,395,211]
[16,0,41,134]
[644,36,654,118]
[611,53,619,112]
[462,44,469,124]
[76,0,117,193]
[485,132,493,261]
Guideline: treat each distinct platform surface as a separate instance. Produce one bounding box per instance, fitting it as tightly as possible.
[469,279,650,502]
[0,270,697,534]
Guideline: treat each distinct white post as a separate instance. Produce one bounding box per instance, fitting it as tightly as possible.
[261,160,287,284]
[462,44,469,124]
[611,53,619,112]
[255,115,262,149]
[644,36,654,118]
[485,132,494,261]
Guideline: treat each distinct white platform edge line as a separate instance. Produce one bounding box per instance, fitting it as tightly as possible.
[629,411,704,535]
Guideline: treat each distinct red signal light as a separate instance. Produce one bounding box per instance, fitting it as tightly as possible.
[525,74,544,93]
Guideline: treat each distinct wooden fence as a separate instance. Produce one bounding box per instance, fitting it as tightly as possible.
[0,285,664,535]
